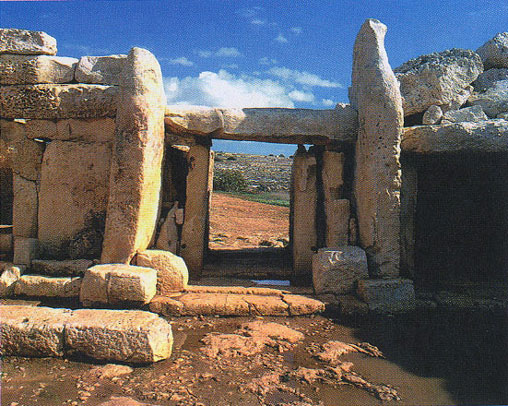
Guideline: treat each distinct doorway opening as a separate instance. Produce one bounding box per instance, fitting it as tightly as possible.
[414,153,508,289]
[0,167,13,260]
[204,141,296,282]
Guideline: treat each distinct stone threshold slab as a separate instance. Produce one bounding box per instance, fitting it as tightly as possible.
[149,289,325,317]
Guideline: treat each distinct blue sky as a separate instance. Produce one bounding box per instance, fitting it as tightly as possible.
[1,0,507,154]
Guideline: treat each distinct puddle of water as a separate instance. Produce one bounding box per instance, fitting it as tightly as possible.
[251,279,291,286]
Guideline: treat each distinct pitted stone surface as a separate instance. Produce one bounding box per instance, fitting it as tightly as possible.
[65,309,173,363]
[0,84,118,119]
[476,32,508,69]
[80,264,157,306]
[350,19,403,277]
[468,79,508,118]
[101,47,165,264]
[135,249,188,294]
[357,278,416,313]
[441,105,488,123]
[0,264,24,297]
[394,48,483,115]
[0,305,72,357]
[14,274,81,297]
[402,119,508,153]
[312,247,369,295]
[31,259,93,276]
[0,29,57,56]
[75,54,127,85]
[0,54,77,84]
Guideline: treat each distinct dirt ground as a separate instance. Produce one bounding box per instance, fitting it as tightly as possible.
[209,193,289,250]
[2,308,507,406]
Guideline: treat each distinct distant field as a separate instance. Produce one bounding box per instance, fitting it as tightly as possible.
[216,191,290,207]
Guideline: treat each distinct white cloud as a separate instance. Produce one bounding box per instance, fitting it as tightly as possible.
[268,67,342,88]
[322,98,335,107]
[197,47,241,58]
[169,57,194,66]
[258,57,278,66]
[251,19,266,25]
[197,50,213,58]
[290,27,303,34]
[215,47,241,57]
[275,34,288,44]
[289,90,315,103]
[164,70,295,108]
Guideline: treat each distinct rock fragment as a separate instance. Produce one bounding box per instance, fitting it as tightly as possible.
[476,32,508,69]
[0,28,57,55]
[75,54,127,85]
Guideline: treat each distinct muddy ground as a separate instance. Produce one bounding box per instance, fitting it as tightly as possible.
[2,306,507,406]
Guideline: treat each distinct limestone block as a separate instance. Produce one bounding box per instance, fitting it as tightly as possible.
[75,55,127,85]
[357,278,416,313]
[476,32,508,69]
[80,264,157,306]
[55,118,116,142]
[282,294,325,315]
[164,104,358,144]
[0,305,72,357]
[0,119,45,181]
[0,264,24,297]
[38,141,111,258]
[13,237,39,265]
[0,29,57,56]
[101,48,165,264]
[31,259,93,276]
[155,202,179,253]
[180,145,213,277]
[468,79,508,118]
[0,84,118,119]
[0,55,77,84]
[14,275,81,297]
[473,68,508,92]
[350,19,403,277]
[312,246,369,295]
[12,174,38,238]
[291,150,317,282]
[21,119,58,139]
[322,151,349,247]
[0,233,13,253]
[441,105,488,124]
[422,105,443,125]
[394,49,483,115]
[135,250,188,294]
[65,309,173,363]
[402,119,508,153]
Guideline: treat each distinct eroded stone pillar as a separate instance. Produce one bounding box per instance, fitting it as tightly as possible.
[322,151,350,247]
[291,149,317,283]
[101,48,166,264]
[180,144,213,278]
[350,19,404,277]
[400,158,417,278]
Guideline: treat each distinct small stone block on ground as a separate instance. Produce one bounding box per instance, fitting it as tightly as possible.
[357,278,416,313]
[312,246,369,295]
[13,237,39,265]
[0,305,72,357]
[65,309,173,363]
[135,249,188,294]
[80,264,157,306]
[0,264,24,297]
[31,259,93,276]
[14,274,81,298]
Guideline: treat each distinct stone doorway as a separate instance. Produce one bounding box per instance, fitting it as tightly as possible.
[205,145,293,281]
[412,153,508,288]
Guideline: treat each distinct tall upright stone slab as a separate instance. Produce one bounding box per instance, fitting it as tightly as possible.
[291,149,317,283]
[101,48,165,264]
[322,151,349,247]
[180,145,213,278]
[350,19,403,277]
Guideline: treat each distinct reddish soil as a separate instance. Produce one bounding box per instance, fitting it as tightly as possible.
[209,193,289,250]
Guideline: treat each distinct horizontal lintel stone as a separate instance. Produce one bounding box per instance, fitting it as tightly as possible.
[164,104,358,144]
[402,119,508,153]
[0,29,57,56]
[0,84,118,119]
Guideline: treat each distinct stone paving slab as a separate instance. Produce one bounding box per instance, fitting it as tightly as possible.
[0,305,173,364]
[149,289,325,317]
